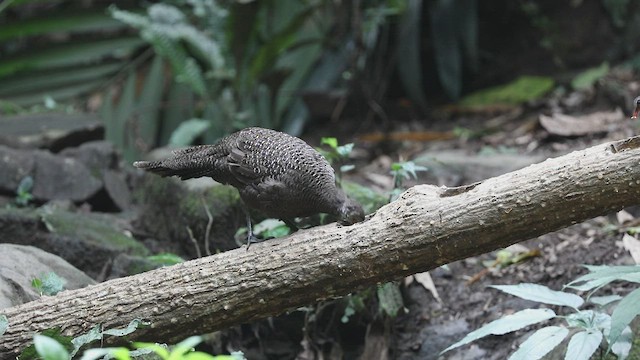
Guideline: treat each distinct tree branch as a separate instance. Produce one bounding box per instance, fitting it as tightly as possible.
[3,136,640,356]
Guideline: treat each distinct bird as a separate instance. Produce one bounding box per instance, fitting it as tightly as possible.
[632,96,640,119]
[133,127,365,246]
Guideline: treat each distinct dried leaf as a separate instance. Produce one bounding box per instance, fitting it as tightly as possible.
[413,272,442,303]
[539,109,624,137]
[616,210,635,225]
[622,234,640,264]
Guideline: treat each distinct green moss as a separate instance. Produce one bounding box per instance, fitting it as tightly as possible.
[459,75,555,107]
[175,184,240,219]
[342,180,387,214]
[38,208,148,255]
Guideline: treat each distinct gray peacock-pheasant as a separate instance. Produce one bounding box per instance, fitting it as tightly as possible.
[134,127,365,246]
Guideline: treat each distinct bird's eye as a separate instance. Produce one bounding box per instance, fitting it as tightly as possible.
[634,96,640,105]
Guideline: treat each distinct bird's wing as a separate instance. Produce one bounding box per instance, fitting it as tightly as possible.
[227,138,264,185]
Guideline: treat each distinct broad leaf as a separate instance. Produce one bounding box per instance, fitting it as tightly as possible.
[509,326,568,360]
[34,335,70,360]
[571,62,609,90]
[589,295,622,306]
[429,0,461,100]
[609,287,640,346]
[396,0,428,107]
[170,336,203,357]
[377,282,404,317]
[102,319,148,337]
[567,265,640,288]
[441,308,556,353]
[78,347,129,360]
[0,315,7,336]
[490,284,583,308]
[170,118,211,146]
[565,331,603,360]
[609,326,632,359]
[71,325,102,356]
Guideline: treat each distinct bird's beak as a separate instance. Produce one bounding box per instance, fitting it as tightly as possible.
[633,103,640,119]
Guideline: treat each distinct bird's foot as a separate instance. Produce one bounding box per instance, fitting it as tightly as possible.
[245,234,274,250]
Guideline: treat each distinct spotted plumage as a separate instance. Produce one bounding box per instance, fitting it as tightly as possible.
[134,127,364,244]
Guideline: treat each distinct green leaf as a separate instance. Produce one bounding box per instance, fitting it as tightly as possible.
[169,336,203,359]
[160,81,196,144]
[32,272,66,296]
[336,143,354,157]
[0,37,143,77]
[252,219,291,239]
[136,55,166,152]
[133,342,170,358]
[490,284,584,308]
[102,319,148,337]
[340,164,355,173]
[441,308,556,354]
[78,347,131,360]
[20,328,73,359]
[321,137,338,149]
[459,76,554,107]
[377,282,404,317]
[566,265,640,291]
[110,69,136,151]
[183,352,220,360]
[571,62,609,90]
[0,12,124,42]
[565,330,603,360]
[0,315,7,336]
[609,325,632,359]
[429,0,461,100]
[590,295,622,306]
[169,118,211,146]
[457,0,478,72]
[0,63,121,98]
[70,325,102,356]
[34,335,70,360]
[16,175,33,194]
[508,326,568,360]
[248,6,315,81]
[397,0,428,106]
[609,287,640,346]
[565,310,610,331]
[146,253,185,266]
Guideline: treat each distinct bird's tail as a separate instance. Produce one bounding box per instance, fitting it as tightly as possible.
[133,144,226,180]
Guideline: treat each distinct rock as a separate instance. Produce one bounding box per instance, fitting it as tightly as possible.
[0,145,102,203]
[60,141,132,211]
[0,145,35,192]
[0,207,148,278]
[31,150,102,202]
[59,141,118,174]
[0,113,102,151]
[0,244,95,309]
[103,170,132,211]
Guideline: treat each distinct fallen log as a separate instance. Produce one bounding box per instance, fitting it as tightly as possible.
[2,136,640,356]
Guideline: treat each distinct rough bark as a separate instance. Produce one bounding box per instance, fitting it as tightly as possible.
[2,136,640,356]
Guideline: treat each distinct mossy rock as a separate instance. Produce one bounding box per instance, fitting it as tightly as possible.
[133,176,243,255]
[39,207,147,255]
[0,206,148,278]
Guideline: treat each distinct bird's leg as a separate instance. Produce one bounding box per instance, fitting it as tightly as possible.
[282,219,299,233]
[245,213,261,248]
[242,204,261,249]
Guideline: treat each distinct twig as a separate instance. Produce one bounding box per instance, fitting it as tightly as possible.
[201,197,214,256]
[186,226,202,258]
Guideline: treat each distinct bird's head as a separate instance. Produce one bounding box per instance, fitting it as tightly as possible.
[632,96,640,119]
[338,197,365,225]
